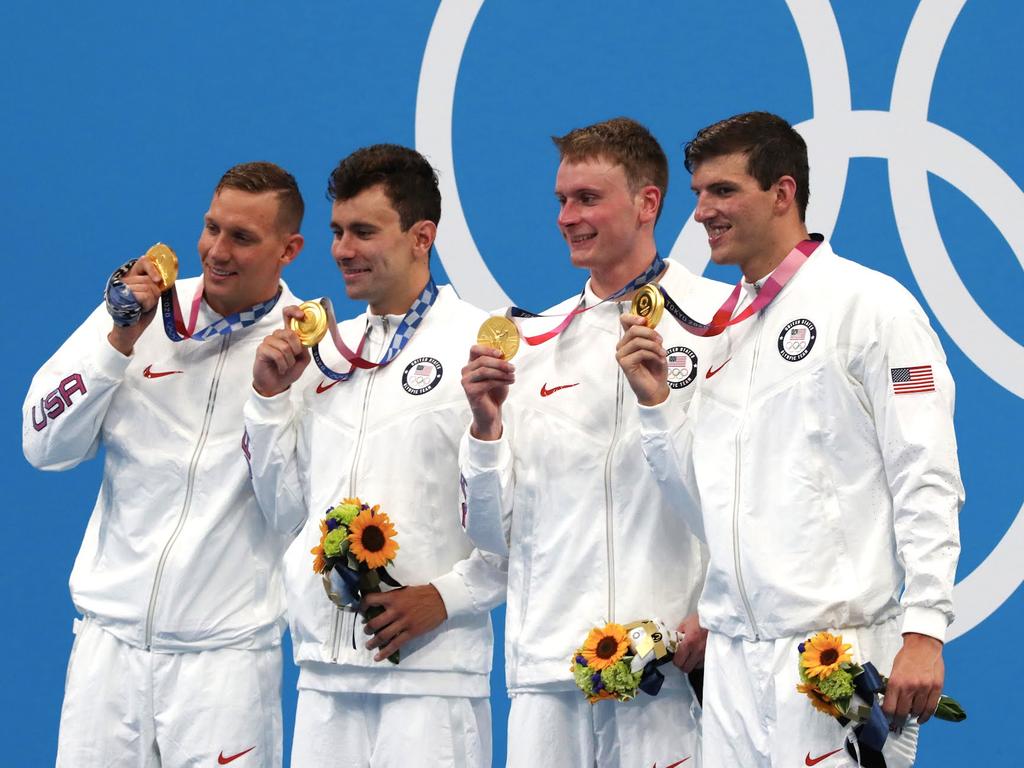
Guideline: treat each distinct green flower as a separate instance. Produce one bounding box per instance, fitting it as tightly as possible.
[573,657,595,695]
[600,660,642,698]
[323,527,348,558]
[818,668,854,701]
[327,503,360,527]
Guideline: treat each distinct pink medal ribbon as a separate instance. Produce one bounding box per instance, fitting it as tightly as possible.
[661,237,821,337]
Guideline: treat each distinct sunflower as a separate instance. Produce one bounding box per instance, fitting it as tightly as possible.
[800,632,852,679]
[311,519,328,574]
[797,682,844,718]
[347,506,399,569]
[580,623,629,671]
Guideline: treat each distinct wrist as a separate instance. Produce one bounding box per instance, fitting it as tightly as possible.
[107,327,138,357]
[639,385,670,407]
[470,415,502,441]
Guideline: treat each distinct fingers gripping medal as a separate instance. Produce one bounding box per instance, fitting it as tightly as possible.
[477,316,520,360]
[290,301,329,347]
[630,283,664,328]
[145,242,178,291]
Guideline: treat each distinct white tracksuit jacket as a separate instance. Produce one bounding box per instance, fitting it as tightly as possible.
[243,284,507,697]
[459,261,732,691]
[637,243,963,642]
[22,277,300,652]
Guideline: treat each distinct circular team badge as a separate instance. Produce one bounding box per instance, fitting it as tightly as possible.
[666,346,698,389]
[778,319,817,361]
[402,356,443,395]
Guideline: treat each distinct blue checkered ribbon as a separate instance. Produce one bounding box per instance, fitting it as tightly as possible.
[312,276,439,382]
[104,259,143,327]
[160,288,281,342]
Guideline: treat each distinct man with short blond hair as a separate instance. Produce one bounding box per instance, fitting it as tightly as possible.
[459,117,730,767]
[24,161,305,767]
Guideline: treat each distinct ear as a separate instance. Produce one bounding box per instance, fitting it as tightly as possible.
[278,233,304,267]
[774,176,798,216]
[409,220,437,260]
[637,184,662,226]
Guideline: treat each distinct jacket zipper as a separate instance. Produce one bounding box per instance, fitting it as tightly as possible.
[144,334,230,649]
[733,315,762,640]
[603,305,626,620]
[332,318,386,662]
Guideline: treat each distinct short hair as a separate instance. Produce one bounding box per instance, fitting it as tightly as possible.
[552,117,669,219]
[683,111,810,220]
[327,144,441,231]
[215,161,304,233]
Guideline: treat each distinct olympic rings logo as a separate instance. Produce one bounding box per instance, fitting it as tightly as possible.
[415,0,1024,640]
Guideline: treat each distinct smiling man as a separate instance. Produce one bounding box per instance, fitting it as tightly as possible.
[22,162,305,767]
[458,118,730,767]
[244,144,506,768]
[617,112,963,767]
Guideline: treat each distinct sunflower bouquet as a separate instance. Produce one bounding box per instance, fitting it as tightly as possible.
[312,497,402,663]
[570,618,682,703]
[796,631,965,762]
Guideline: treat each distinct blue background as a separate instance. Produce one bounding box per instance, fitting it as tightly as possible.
[4,1,1021,764]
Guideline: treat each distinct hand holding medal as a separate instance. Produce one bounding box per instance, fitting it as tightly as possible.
[105,243,179,355]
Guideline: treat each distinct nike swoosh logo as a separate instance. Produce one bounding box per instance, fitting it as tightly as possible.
[316,379,340,394]
[704,358,731,379]
[143,364,183,379]
[805,748,844,765]
[652,759,691,768]
[540,382,580,397]
[218,747,255,764]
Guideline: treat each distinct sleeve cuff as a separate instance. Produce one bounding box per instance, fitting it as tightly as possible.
[245,385,294,423]
[431,570,476,619]
[900,606,949,642]
[95,335,133,379]
[466,430,508,470]
[637,398,674,435]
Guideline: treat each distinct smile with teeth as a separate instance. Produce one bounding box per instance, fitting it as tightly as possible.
[706,224,730,242]
[208,266,235,278]
[569,232,596,244]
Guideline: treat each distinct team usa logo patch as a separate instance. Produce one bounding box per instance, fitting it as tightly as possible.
[402,356,443,395]
[777,319,817,361]
[666,346,698,389]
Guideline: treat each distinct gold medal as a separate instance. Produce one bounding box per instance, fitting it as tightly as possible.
[290,301,329,347]
[477,316,520,360]
[145,242,178,290]
[630,283,664,328]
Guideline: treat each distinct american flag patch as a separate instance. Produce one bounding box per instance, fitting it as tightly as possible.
[891,365,935,395]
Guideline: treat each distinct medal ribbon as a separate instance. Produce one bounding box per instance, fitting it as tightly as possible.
[508,255,666,346]
[160,281,281,342]
[660,236,822,337]
[104,259,280,340]
[311,276,439,382]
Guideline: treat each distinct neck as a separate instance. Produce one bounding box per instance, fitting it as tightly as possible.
[740,225,810,283]
[206,285,279,317]
[369,273,431,316]
[589,243,658,300]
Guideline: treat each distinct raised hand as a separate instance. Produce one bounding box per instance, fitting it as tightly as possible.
[107,256,166,355]
[252,305,311,397]
[615,314,669,406]
[461,344,515,441]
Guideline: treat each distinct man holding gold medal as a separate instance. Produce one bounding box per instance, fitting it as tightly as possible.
[244,144,506,768]
[616,112,963,766]
[459,118,731,767]
[22,162,305,767]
